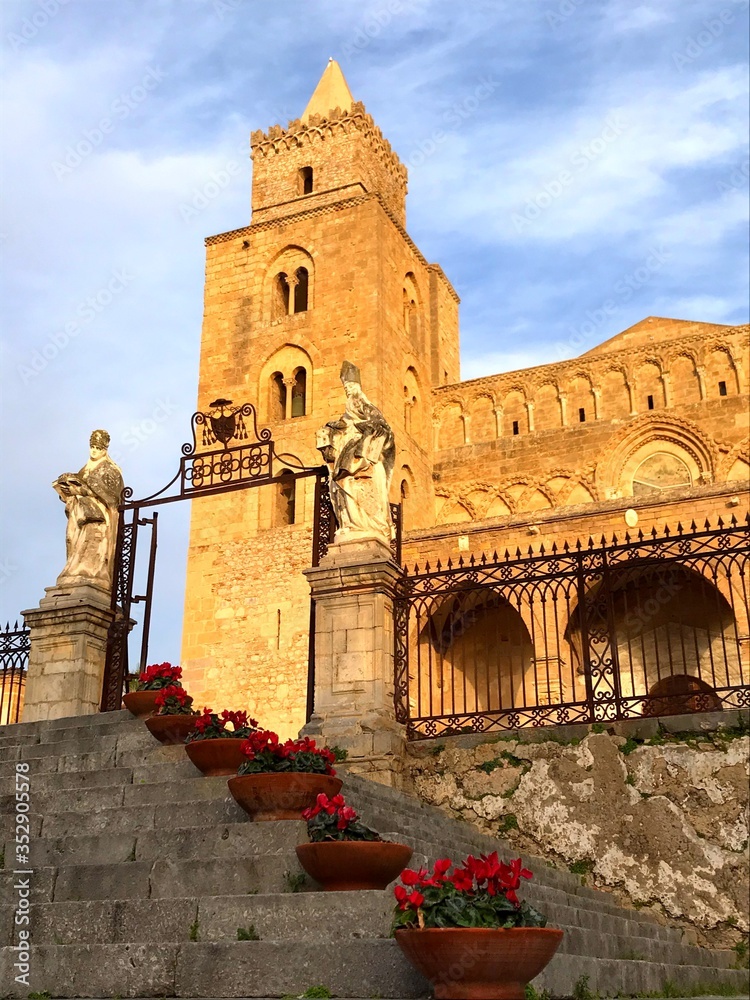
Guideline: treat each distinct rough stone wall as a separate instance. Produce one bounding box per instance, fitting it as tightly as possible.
[180,482,316,738]
[404,713,750,952]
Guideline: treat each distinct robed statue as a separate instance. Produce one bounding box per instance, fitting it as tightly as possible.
[316,361,395,544]
[53,429,124,591]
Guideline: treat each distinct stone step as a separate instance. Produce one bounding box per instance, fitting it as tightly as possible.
[1,939,748,998]
[0,893,735,970]
[1,810,682,935]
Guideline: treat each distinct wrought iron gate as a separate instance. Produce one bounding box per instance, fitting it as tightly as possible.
[100,397,402,718]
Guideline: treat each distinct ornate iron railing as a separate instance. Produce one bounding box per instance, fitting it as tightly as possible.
[0,621,30,725]
[394,516,750,740]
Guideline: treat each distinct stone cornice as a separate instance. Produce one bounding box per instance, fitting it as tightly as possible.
[434,325,749,401]
[203,193,460,303]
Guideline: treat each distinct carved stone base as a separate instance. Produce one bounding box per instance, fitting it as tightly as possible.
[301,541,406,787]
[21,584,114,723]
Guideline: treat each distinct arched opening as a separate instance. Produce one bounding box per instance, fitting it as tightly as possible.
[418,590,536,717]
[299,166,313,195]
[273,273,290,320]
[400,478,409,528]
[642,675,723,717]
[274,469,296,526]
[291,367,307,418]
[567,562,741,715]
[294,267,309,313]
[270,372,286,421]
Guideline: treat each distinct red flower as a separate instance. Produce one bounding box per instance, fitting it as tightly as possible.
[394,885,425,911]
[400,868,427,887]
[433,858,452,880]
[449,868,474,892]
[154,685,190,709]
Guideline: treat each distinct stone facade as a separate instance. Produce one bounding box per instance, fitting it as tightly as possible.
[181,61,749,737]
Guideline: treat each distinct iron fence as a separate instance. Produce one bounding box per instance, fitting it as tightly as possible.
[394,516,750,739]
[0,621,29,725]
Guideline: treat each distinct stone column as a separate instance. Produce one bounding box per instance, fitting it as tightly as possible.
[21,583,114,723]
[282,377,296,420]
[301,536,405,786]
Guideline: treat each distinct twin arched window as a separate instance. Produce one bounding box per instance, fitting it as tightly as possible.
[273,267,309,319]
[269,367,307,421]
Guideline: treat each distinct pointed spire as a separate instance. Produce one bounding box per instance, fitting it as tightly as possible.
[301,58,355,123]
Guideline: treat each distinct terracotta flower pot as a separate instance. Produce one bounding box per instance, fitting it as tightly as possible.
[185,738,247,776]
[395,926,564,1000]
[227,772,343,821]
[122,690,160,719]
[296,840,413,891]
[144,714,198,745]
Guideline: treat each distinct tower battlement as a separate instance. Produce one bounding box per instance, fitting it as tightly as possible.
[250,69,408,226]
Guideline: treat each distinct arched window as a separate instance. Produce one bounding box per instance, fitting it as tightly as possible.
[299,166,313,195]
[273,273,290,320]
[274,469,296,526]
[403,273,420,346]
[270,372,286,421]
[400,478,409,527]
[632,453,692,496]
[294,267,309,313]
[291,367,307,418]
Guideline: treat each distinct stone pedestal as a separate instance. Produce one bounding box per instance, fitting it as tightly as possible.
[301,536,406,787]
[21,584,115,723]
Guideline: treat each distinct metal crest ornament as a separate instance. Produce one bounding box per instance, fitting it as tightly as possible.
[200,398,249,450]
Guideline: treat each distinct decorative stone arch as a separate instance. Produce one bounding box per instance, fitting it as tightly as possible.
[666,349,703,406]
[705,342,742,395]
[718,439,750,483]
[462,481,504,519]
[564,369,597,425]
[258,343,315,423]
[502,386,529,436]
[397,463,417,530]
[633,356,666,411]
[403,272,423,353]
[595,414,718,498]
[435,489,474,525]
[435,398,466,450]
[263,245,316,322]
[516,482,557,514]
[402,364,423,439]
[600,364,634,419]
[468,391,497,444]
[532,380,563,430]
[543,468,599,506]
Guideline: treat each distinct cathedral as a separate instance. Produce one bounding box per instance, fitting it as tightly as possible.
[180,60,750,737]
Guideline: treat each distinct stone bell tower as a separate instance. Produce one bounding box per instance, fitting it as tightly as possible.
[180,60,459,737]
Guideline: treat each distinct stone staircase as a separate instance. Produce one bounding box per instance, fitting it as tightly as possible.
[0,711,747,999]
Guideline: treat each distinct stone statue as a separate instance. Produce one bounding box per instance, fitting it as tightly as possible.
[316,361,395,544]
[53,429,124,591]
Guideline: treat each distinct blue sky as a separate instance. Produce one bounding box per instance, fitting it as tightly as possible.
[1,0,748,661]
